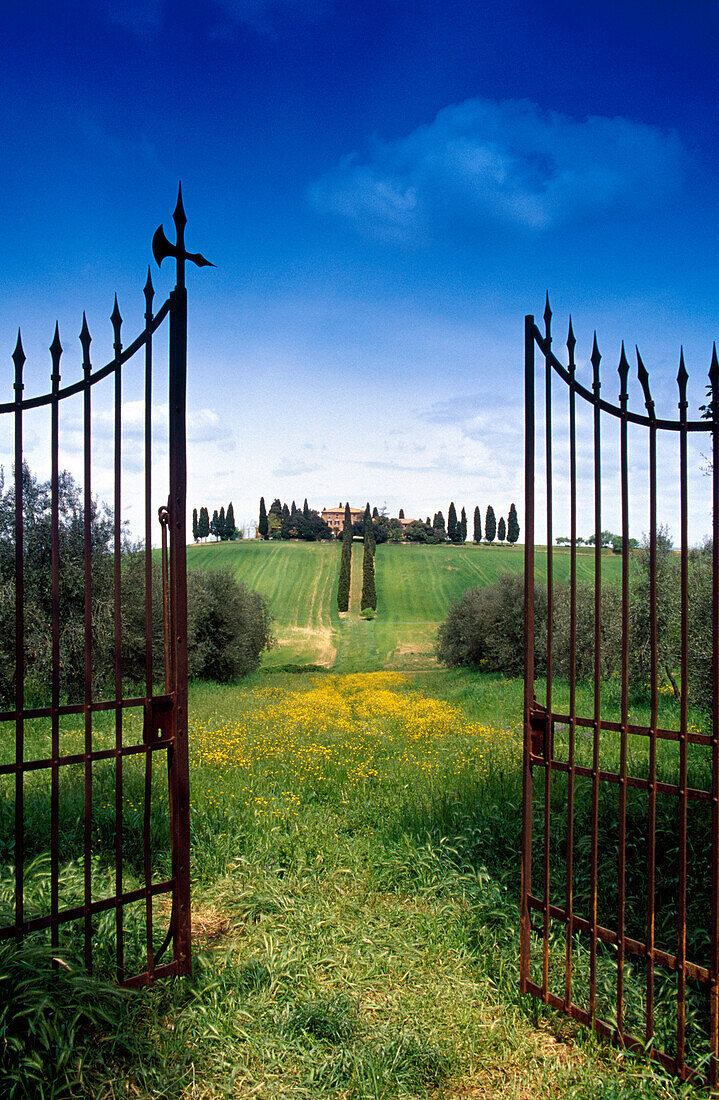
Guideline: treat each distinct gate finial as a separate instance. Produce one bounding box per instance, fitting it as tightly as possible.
[591,333,601,393]
[152,184,214,290]
[566,317,576,376]
[677,348,689,411]
[12,330,25,395]
[618,342,630,406]
[636,348,655,421]
[50,322,62,388]
[79,313,92,378]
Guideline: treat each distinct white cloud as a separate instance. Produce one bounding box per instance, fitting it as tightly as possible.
[309,98,685,241]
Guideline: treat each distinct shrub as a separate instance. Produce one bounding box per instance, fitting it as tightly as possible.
[187,568,273,682]
[436,573,546,675]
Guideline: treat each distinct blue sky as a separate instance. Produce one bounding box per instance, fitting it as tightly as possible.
[2,0,718,543]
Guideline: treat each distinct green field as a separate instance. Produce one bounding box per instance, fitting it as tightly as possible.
[187,539,625,672]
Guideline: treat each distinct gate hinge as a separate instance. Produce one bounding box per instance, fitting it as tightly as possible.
[528,701,548,762]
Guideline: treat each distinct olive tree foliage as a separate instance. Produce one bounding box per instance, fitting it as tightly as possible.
[0,465,273,705]
[186,568,273,682]
[436,572,622,682]
[435,529,719,714]
[0,463,118,705]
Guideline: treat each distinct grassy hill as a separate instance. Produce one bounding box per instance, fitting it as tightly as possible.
[187,539,625,673]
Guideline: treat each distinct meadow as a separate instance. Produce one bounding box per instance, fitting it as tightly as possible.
[2,542,704,1098]
[187,539,625,672]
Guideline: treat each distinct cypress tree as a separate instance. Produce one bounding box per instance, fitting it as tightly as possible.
[433,511,445,538]
[192,507,199,542]
[372,506,379,519]
[199,506,209,541]
[291,500,297,517]
[268,498,283,538]
[447,502,457,541]
[210,509,220,540]
[460,507,467,543]
[361,502,377,610]
[507,502,520,544]
[282,502,290,521]
[498,516,506,543]
[226,502,236,541]
[473,506,481,543]
[303,498,309,519]
[485,505,496,544]
[218,506,227,541]
[361,534,377,610]
[259,497,268,540]
[337,503,352,612]
[363,503,373,545]
[399,508,404,519]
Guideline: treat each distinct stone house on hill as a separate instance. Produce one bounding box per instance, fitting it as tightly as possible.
[321,504,365,533]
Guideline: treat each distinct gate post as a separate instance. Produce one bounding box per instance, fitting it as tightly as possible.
[521,313,536,993]
[166,189,192,977]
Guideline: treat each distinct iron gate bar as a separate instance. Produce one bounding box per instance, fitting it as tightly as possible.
[1,188,208,986]
[144,271,155,977]
[637,348,659,1047]
[711,346,719,1085]
[589,329,602,1025]
[13,335,24,940]
[565,317,577,1014]
[543,297,554,1003]
[81,312,93,972]
[521,300,719,1086]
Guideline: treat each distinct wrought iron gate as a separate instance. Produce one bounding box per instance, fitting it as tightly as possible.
[521,298,719,1083]
[0,189,210,985]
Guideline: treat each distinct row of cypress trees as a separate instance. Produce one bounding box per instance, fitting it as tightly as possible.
[192,503,237,541]
[471,502,519,544]
[337,502,378,613]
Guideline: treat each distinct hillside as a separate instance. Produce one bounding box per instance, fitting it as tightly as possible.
[186,540,625,672]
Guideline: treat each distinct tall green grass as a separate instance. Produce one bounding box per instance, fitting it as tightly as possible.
[1,668,710,1097]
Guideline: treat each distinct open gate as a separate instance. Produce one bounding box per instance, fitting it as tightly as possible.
[521,299,719,1083]
[0,189,210,985]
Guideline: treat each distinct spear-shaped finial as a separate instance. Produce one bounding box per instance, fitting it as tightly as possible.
[566,316,576,376]
[80,312,92,378]
[636,348,655,421]
[13,330,25,395]
[543,292,552,341]
[677,348,689,411]
[50,322,62,389]
[144,266,155,318]
[618,342,630,406]
[591,332,601,393]
[708,341,719,413]
[111,295,122,358]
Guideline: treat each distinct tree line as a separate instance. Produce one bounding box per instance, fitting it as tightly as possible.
[403,503,519,545]
[258,497,333,542]
[436,527,713,716]
[0,465,272,707]
[193,503,238,542]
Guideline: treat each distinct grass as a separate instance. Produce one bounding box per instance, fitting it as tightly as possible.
[188,539,625,672]
[2,668,712,1097]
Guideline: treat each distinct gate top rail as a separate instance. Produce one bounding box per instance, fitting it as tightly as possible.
[529,301,718,432]
[0,295,171,415]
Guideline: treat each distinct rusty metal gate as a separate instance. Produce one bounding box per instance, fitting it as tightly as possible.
[521,298,719,1083]
[0,189,210,985]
